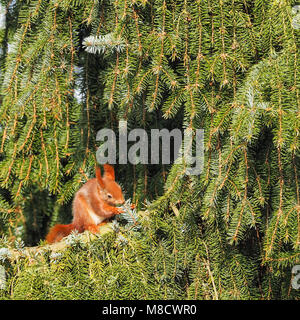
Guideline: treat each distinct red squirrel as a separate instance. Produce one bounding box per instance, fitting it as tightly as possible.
[46,164,126,244]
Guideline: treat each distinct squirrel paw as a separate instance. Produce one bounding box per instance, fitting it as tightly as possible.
[115,207,125,214]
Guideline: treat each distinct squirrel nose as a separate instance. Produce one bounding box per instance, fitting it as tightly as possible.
[115,199,125,205]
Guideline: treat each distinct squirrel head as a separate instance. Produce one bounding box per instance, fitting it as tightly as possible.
[95,164,125,206]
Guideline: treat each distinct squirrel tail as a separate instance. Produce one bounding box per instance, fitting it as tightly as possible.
[46,223,75,244]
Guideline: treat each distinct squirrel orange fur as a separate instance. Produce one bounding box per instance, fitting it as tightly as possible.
[46,164,125,244]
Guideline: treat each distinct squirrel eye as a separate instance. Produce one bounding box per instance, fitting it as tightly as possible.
[107,194,112,199]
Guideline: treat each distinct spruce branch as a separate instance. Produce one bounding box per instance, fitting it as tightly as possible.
[83,33,125,54]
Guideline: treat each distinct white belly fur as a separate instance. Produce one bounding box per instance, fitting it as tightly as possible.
[79,188,105,225]
[87,208,105,225]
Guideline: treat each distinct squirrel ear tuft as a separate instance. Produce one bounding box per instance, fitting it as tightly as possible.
[95,166,105,188]
[103,164,115,180]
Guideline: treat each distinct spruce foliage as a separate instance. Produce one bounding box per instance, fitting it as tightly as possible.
[0,0,299,300]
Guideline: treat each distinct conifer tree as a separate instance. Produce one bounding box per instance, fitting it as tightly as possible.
[0,0,299,300]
